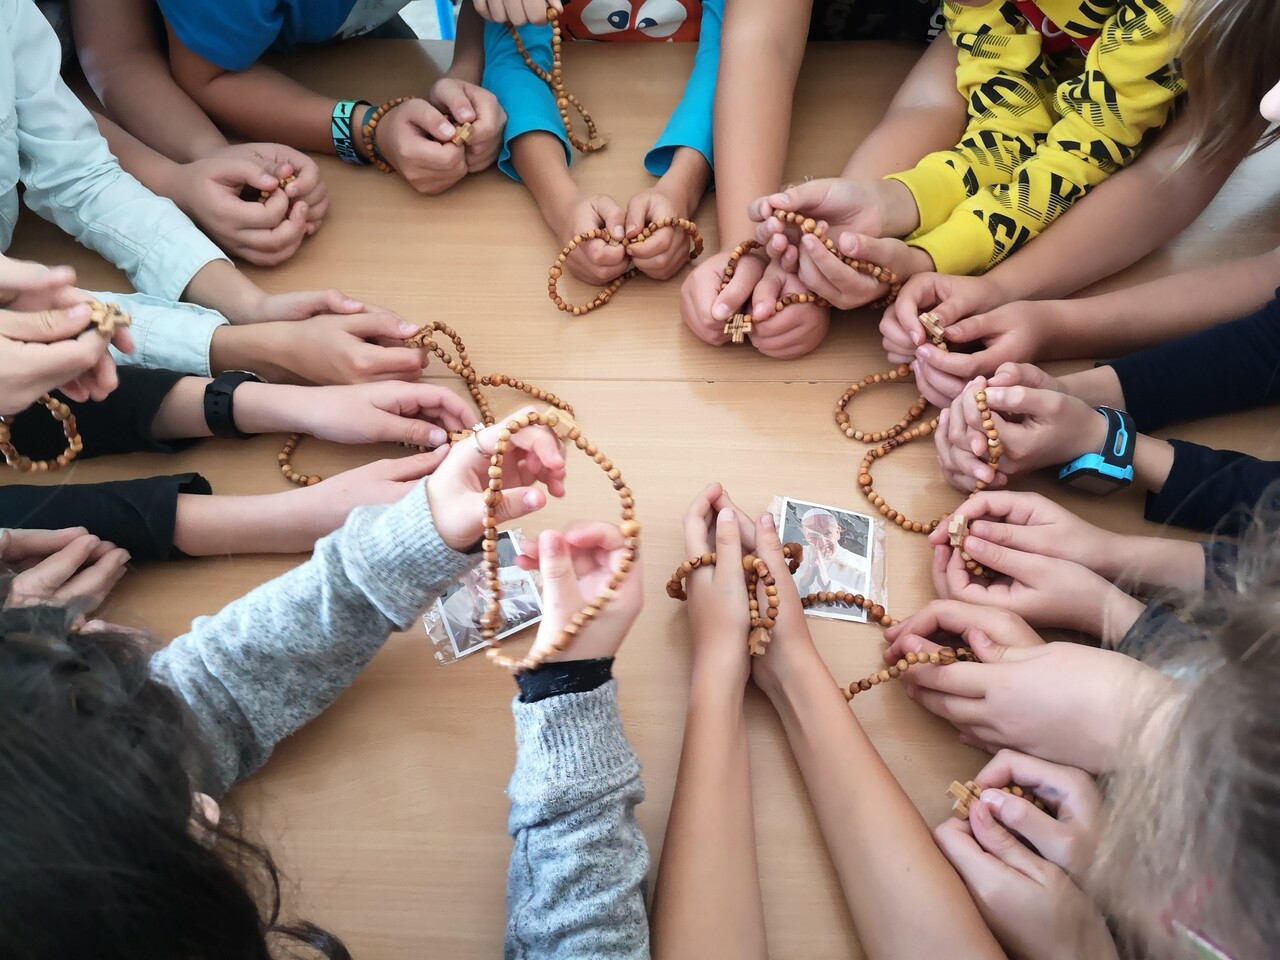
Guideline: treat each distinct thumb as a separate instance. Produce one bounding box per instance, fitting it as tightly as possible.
[214,158,278,191]
[0,302,93,342]
[404,99,456,143]
[771,180,830,216]
[491,484,547,525]
[836,232,906,273]
[596,195,627,241]
[624,192,653,238]
[433,82,477,125]
[377,411,449,450]
[537,528,584,610]
[965,624,1038,664]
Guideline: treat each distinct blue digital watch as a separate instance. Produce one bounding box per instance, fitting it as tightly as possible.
[1057,405,1135,494]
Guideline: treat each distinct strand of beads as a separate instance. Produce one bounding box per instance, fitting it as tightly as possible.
[507,6,606,153]
[258,173,297,203]
[482,408,638,672]
[718,213,902,344]
[947,780,1047,820]
[277,321,573,486]
[548,217,703,314]
[0,301,129,473]
[844,646,973,700]
[361,96,412,173]
[840,312,1001,577]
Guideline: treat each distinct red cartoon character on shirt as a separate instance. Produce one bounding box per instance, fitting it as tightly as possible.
[561,0,702,42]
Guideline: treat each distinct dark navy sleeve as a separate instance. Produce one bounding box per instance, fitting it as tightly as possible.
[1104,291,1280,432]
[1144,439,1280,535]
[0,474,211,561]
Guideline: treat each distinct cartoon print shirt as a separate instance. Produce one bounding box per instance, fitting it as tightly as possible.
[482,0,722,180]
[886,0,1186,276]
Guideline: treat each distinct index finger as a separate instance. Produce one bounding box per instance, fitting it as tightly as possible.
[0,527,89,563]
[681,482,724,557]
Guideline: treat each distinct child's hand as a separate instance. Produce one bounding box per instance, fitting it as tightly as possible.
[425,409,567,550]
[745,262,831,359]
[883,603,1162,770]
[679,248,768,347]
[934,802,1117,960]
[428,77,505,173]
[935,368,1106,492]
[747,510,820,693]
[624,188,694,281]
[1,528,129,615]
[175,157,310,267]
[516,522,643,662]
[375,99,469,195]
[0,302,132,413]
[904,302,1059,406]
[928,491,1127,583]
[473,0,561,24]
[553,193,631,284]
[292,382,476,448]
[220,142,329,228]
[931,528,1146,642]
[749,178,908,247]
[0,256,79,311]
[297,451,453,536]
[968,750,1103,880]
[681,482,759,689]
[883,272,1006,362]
[261,312,429,385]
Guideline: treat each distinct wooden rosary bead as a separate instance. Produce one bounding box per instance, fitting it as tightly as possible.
[484,415,637,674]
[361,96,412,173]
[547,217,703,314]
[719,213,903,344]
[258,173,297,203]
[277,321,573,486]
[844,647,973,700]
[947,779,1049,820]
[508,6,606,153]
[1,301,126,473]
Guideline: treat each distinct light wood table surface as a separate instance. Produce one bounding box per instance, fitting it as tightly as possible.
[8,39,1280,959]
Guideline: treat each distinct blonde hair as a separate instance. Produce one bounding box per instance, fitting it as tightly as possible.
[1089,495,1280,959]
[1178,0,1280,161]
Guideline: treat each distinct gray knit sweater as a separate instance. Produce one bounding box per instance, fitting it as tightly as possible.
[148,480,650,959]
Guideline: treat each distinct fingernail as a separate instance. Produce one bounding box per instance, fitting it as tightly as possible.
[771,193,788,204]
[68,303,91,321]
[761,513,776,531]
[344,298,363,310]
[718,507,733,523]
[918,344,933,359]
[440,123,456,138]
[980,789,1006,810]
[612,225,625,239]
[398,321,418,336]
[986,388,1005,404]
[523,491,540,509]
[712,304,731,321]
[429,428,447,447]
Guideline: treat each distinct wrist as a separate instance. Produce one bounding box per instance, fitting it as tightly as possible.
[879,178,921,236]
[183,261,267,323]
[688,666,748,708]
[1062,406,1110,463]
[1097,588,1147,647]
[161,161,198,216]
[229,381,305,435]
[209,325,292,382]
[657,148,712,215]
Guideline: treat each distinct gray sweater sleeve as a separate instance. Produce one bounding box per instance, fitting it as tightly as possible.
[505,680,650,960]
[148,479,476,796]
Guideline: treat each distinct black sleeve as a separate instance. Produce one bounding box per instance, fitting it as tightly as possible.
[515,657,615,703]
[1103,291,1280,433]
[1144,439,1280,536]
[7,367,193,461]
[0,473,211,561]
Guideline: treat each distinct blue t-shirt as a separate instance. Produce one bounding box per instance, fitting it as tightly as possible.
[157,0,410,70]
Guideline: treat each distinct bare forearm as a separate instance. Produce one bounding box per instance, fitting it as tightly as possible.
[1041,247,1280,359]
[842,34,965,181]
[178,60,339,153]
[759,650,1003,959]
[449,1,486,84]
[511,132,578,231]
[174,489,327,555]
[208,324,295,382]
[985,111,1257,303]
[658,147,713,214]
[1100,535,1205,594]
[150,379,312,440]
[92,111,184,199]
[182,261,268,324]
[712,0,809,246]
[651,673,767,960]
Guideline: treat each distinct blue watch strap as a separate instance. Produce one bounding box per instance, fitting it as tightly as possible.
[332,99,371,164]
[1058,406,1136,489]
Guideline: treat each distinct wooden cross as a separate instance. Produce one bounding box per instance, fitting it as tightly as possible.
[724,312,753,344]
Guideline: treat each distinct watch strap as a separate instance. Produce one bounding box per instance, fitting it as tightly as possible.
[204,371,262,440]
[1057,406,1136,491]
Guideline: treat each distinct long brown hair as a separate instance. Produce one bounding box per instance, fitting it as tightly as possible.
[1179,0,1280,161]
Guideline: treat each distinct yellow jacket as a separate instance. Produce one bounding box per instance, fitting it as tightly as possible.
[887,0,1185,276]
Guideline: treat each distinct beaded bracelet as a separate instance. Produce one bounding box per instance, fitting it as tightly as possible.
[361,96,411,173]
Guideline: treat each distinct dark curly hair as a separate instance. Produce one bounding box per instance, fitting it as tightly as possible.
[0,603,350,960]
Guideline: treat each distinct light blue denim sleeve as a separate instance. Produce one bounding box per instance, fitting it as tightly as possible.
[643,0,722,176]
[10,0,227,301]
[483,19,572,182]
[88,290,230,377]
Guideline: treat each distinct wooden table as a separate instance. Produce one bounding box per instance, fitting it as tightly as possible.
[9,40,1280,959]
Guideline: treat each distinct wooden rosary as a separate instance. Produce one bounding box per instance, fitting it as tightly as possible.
[258,173,296,203]
[839,311,1001,577]
[277,320,573,486]
[548,218,704,314]
[0,301,129,473]
[507,5,606,153]
[359,98,474,174]
[664,543,969,701]
[947,779,1047,819]
[719,211,903,344]
[480,408,639,673]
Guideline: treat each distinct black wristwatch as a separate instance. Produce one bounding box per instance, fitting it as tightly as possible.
[1057,405,1136,494]
[203,370,263,439]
